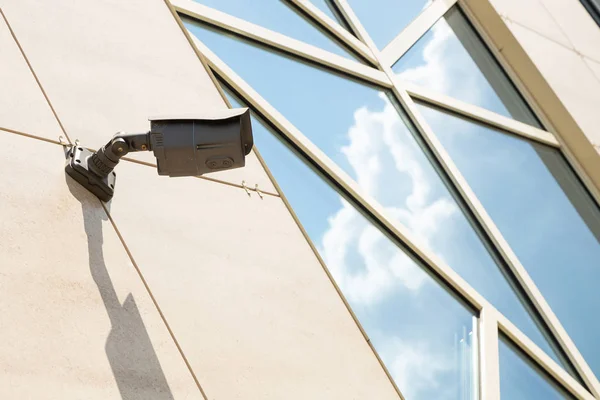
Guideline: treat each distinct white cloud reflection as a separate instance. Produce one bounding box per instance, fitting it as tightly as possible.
[317,18,481,400]
[385,338,454,400]
[320,93,456,305]
[397,18,483,107]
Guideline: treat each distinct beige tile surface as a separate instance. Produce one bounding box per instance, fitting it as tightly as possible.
[584,57,600,85]
[490,0,572,49]
[540,0,600,62]
[106,159,399,399]
[0,0,276,193]
[0,14,63,141]
[0,131,203,399]
[505,19,600,147]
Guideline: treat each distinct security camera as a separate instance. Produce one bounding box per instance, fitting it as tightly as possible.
[65,108,253,202]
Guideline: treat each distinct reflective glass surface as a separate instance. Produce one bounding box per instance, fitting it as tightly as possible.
[419,103,600,379]
[227,91,477,400]
[185,18,575,376]
[347,0,431,49]
[192,0,359,60]
[499,335,574,399]
[393,7,541,127]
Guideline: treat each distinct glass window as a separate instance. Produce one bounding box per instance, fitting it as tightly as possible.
[227,91,478,400]
[393,7,541,127]
[346,0,431,49]
[418,103,600,379]
[499,335,575,399]
[185,18,576,377]
[191,0,360,60]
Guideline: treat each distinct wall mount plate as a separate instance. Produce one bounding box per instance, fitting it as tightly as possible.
[65,145,116,202]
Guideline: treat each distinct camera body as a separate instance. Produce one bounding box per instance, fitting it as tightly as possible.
[149,108,253,177]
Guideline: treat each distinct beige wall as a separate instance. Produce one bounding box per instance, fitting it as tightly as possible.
[487,0,600,152]
[0,0,398,398]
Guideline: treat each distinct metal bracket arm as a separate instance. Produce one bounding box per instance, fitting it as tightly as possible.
[88,132,151,178]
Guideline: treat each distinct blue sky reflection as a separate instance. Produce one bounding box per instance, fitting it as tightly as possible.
[393,8,540,127]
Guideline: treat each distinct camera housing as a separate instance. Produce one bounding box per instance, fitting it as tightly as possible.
[150,108,253,177]
[64,108,254,201]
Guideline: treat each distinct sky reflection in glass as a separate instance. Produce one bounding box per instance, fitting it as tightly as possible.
[419,103,600,380]
[347,0,431,49]
[499,335,575,399]
[393,8,541,127]
[184,18,575,378]
[192,0,359,60]
[226,91,477,400]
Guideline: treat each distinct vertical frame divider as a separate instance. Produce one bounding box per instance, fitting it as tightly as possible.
[480,308,501,400]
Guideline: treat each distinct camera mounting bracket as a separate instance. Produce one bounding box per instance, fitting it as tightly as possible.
[64,132,150,202]
[65,145,117,202]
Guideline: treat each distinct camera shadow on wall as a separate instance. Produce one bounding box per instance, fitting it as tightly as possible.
[66,175,175,400]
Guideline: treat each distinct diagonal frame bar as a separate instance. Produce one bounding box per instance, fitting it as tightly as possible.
[380,0,457,67]
[287,0,378,65]
[332,0,600,396]
[404,80,560,147]
[498,313,596,400]
[172,0,390,87]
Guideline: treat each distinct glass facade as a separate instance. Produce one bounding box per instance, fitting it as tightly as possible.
[180,1,600,399]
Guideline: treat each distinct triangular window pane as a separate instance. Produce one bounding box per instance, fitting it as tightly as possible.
[227,91,478,400]
[393,7,541,128]
[347,0,432,49]
[191,0,361,61]
[185,19,576,380]
[418,102,600,381]
[500,335,575,399]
